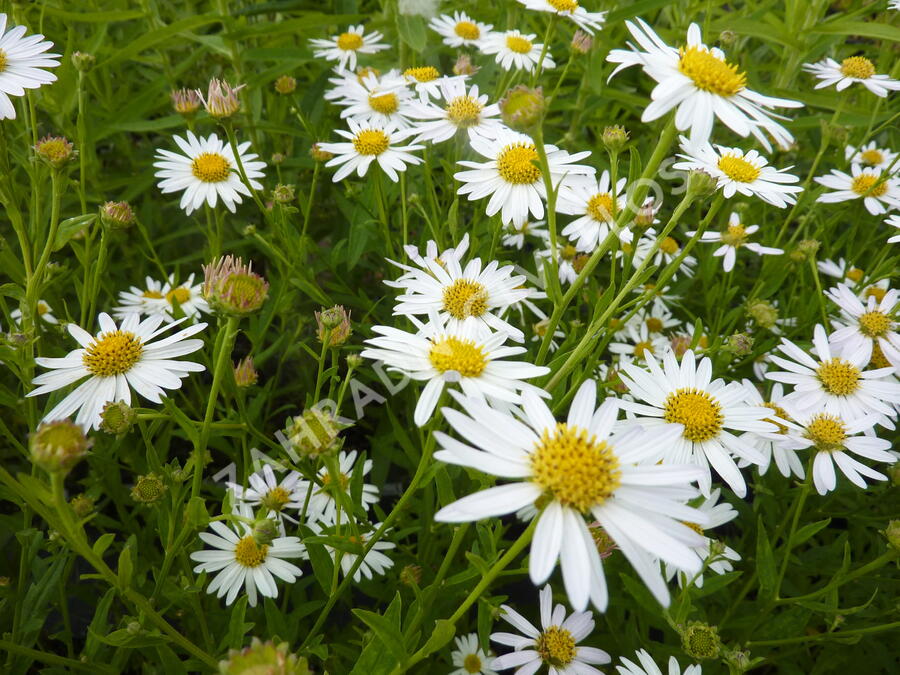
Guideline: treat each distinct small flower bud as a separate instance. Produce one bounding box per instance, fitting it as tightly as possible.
[99,201,135,230]
[219,637,309,675]
[571,29,593,54]
[285,407,343,459]
[633,199,658,228]
[718,30,737,46]
[453,53,478,76]
[270,152,286,165]
[35,135,76,169]
[499,85,545,131]
[747,299,779,329]
[400,564,422,587]
[252,517,279,546]
[315,306,352,347]
[686,169,717,198]
[171,88,202,117]
[796,238,820,260]
[198,79,244,120]
[99,400,137,436]
[346,353,364,369]
[883,520,900,552]
[274,75,296,95]
[70,494,95,518]
[131,473,167,505]
[725,332,753,356]
[601,125,629,153]
[30,420,92,474]
[71,51,95,72]
[202,255,269,316]
[273,184,295,204]
[681,621,722,660]
[127,621,142,634]
[233,356,258,387]
[309,143,333,162]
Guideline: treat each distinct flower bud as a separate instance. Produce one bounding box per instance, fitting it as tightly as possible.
[285,407,343,459]
[273,184,295,204]
[309,143,333,162]
[202,255,269,316]
[601,125,629,153]
[171,88,202,117]
[399,564,422,587]
[796,238,820,260]
[633,199,658,228]
[571,29,593,54]
[271,152,286,165]
[315,306,352,347]
[35,136,76,169]
[747,299,779,329]
[70,494,95,518]
[718,30,737,45]
[883,520,900,552]
[71,51,95,72]
[131,473,167,505]
[499,85,545,131]
[30,420,92,474]
[274,75,296,95]
[252,517,280,547]
[453,53,478,76]
[99,400,137,436]
[680,621,722,660]
[99,201,135,230]
[218,637,309,675]
[346,353,364,369]
[686,169,717,198]
[725,332,753,356]
[233,356,258,387]
[198,79,244,120]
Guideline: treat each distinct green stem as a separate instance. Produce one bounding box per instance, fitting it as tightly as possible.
[747,621,900,647]
[772,467,813,601]
[774,548,898,606]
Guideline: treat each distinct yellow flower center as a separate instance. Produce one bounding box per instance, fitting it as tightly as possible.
[561,244,578,261]
[428,336,488,377]
[859,149,884,166]
[721,223,748,248]
[234,536,269,567]
[442,279,489,319]
[454,21,480,40]
[869,342,890,369]
[261,486,291,512]
[865,285,885,302]
[633,340,654,359]
[37,302,50,316]
[496,142,541,184]
[816,358,860,396]
[762,402,791,435]
[0,50,7,73]
[337,32,364,51]
[166,287,191,306]
[352,129,390,156]
[850,174,888,198]
[320,471,350,492]
[446,95,483,127]
[645,317,664,333]
[506,35,533,54]
[463,653,483,674]
[404,66,440,82]
[858,310,892,338]
[587,192,616,222]
[191,152,231,183]
[368,92,399,114]
[142,289,164,299]
[83,331,144,377]
[678,46,747,96]
[717,154,760,183]
[535,625,577,667]
[846,267,864,283]
[840,56,875,80]
[660,236,680,255]
[531,423,622,513]
[549,0,579,10]
[663,388,724,442]
[805,413,847,451]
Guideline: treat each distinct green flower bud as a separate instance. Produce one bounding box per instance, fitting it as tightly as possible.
[30,420,92,474]
[681,621,722,660]
[99,400,137,436]
[131,473,167,505]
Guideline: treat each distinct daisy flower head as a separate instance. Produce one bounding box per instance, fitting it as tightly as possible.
[28,312,207,430]
[455,129,594,226]
[780,408,895,495]
[817,257,866,284]
[738,381,806,480]
[297,450,379,525]
[618,349,775,498]
[360,312,549,426]
[402,231,471,269]
[153,131,265,215]
[385,237,533,342]
[490,584,610,673]
[315,521,396,582]
[825,283,900,371]
[517,0,607,34]
[429,11,492,48]
[402,66,465,102]
[557,171,629,252]
[607,19,802,150]
[317,118,423,183]
[802,56,900,97]
[0,14,60,120]
[11,299,57,326]
[434,380,710,611]
[407,79,506,144]
[451,634,497,675]
[480,30,555,73]
[673,138,802,208]
[189,504,305,607]
[688,211,783,273]
[113,273,209,323]
[616,649,701,675]
[886,214,900,243]
[536,241,584,285]
[608,322,672,366]
[629,229,697,279]
[227,464,304,525]
[502,219,549,250]
[335,70,416,129]
[765,324,900,422]
[309,24,389,72]
[845,142,897,171]
[814,165,900,215]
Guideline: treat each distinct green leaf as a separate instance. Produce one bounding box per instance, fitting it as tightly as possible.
[418,619,456,661]
[92,533,116,558]
[812,20,900,43]
[117,546,133,588]
[94,628,171,648]
[619,572,661,615]
[101,15,221,67]
[351,606,407,664]
[396,14,427,52]
[185,496,210,530]
[0,283,25,301]
[793,518,831,547]
[756,516,777,599]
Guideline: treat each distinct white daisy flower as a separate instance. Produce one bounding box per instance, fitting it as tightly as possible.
[608,322,672,366]
[334,70,416,129]
[607,19,802,150]
[672,138,802,208]
[450,633,497,675]
[629,229,697,279]
[490,584,611,673]
[780,408,895,495]
[402,66,466,102]
[189,505,305,607]
[0,14,60,120]
[826,283,900,371]
[402,232,472,270]
[616,649,701,675]
[687,211,783,272]
[480,30,555,73]
[434,381,710,611]
[297,450,380,526]
[455,129,594,226]
[502,219,549,250]
[814,165,900,215]
[309,24,389,72]
[407,80,506,144]
[227,464,304,525]
[385,237,533,342]
[28,312,207,430]
[886,214,900,243]
[802,56,900,97]
[630,304,682,337]
[318,118,423,183]
[557,172,629,252]
[535,242,582,285]
[113,273,209,323]
[361,312,549,426]
[765,324,900,422]
[324,65,382,102]
[153,131,266,216]
[618,350,774,498]
[11,299,57,325]
[845,142,897,171]
[429,11,492,48]
[316,521,396,582]
[738,381,806,480]
[816,257,866,284]
[517,0,607,34]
